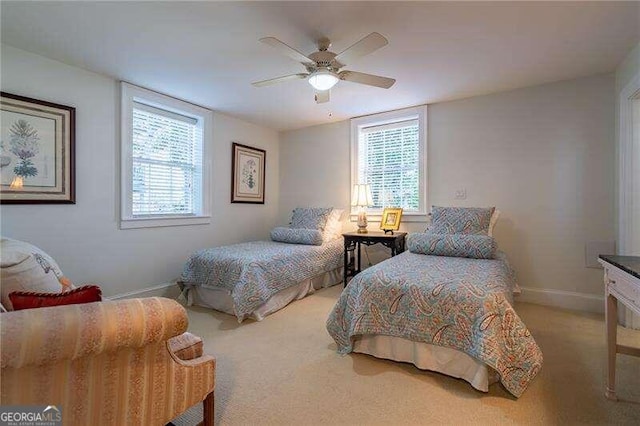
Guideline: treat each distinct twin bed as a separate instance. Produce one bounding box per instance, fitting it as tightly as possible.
[180,207,344,321]
[327,206,543,397]
[180,206,543,397]
[326,249,542,397]
[181,239,343,321]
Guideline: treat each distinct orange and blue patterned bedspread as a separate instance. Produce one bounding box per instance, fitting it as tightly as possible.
[326,251,543,397]
[182,239,343,320]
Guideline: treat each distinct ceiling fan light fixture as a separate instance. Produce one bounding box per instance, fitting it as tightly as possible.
[308,69,339,91]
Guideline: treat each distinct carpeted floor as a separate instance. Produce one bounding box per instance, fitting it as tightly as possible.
[172,285,640,425]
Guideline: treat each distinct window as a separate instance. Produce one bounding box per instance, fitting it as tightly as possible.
[121,83,211,229]
[351,106,427,220]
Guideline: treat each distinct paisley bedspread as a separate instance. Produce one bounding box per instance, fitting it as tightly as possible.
[326,251,543,397]
[181,239,343,320]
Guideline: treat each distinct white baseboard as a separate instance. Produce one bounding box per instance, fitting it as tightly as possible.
[515,287,604,314]
[108,282,608,316]
[107,282,180,301]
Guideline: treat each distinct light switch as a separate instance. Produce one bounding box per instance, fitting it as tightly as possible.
[455,188,467,200]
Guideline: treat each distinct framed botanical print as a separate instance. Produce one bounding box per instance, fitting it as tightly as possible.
[380,207,403,233]
[231,142,265,204]
[0,92,75,204]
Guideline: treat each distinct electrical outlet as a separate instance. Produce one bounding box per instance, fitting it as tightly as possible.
[455,188,467,200]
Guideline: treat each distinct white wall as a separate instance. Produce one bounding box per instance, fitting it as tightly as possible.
[280,74,615,309]
[615,41,640,255]
[1,45,280,297]
[279,121,350,224]
[614,42,640,328]
[616,42,640,95]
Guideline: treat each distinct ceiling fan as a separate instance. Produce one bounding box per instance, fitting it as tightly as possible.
[252,32,396,104]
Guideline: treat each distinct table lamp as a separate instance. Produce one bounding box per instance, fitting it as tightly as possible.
[351,183,373,233]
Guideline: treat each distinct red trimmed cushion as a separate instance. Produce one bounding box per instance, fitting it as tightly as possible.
[8,285,102,311]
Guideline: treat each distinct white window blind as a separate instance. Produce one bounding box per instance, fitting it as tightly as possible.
[358,119,420,211]
[131,102,203,217]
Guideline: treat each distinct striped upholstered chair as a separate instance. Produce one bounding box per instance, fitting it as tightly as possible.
[1,297,215,425]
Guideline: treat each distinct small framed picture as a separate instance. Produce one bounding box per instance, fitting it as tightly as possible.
[231,142,266,204]
[380,207,403,233]
[1,92,75,204]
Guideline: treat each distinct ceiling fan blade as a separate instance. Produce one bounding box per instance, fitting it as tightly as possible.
[260,37,314,65]
[339,71,395,89]
[315,90,330,104]
[252,73,308,87]
[334,32,388,66]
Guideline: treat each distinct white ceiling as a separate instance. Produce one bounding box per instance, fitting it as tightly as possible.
[1,2,638,131]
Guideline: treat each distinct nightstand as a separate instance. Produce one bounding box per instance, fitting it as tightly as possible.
[342,231,407,287]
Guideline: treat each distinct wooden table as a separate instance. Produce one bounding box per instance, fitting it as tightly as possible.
[342,231,407,287]
[598,255,640,401]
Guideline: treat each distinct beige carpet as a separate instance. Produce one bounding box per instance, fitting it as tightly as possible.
[173,285,640,425]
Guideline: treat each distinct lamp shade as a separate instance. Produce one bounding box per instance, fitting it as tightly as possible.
[351,184,373,207]
[308,69,339,91]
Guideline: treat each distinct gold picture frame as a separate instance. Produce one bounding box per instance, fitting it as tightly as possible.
[380,207,403,233]
[1,92,75,204]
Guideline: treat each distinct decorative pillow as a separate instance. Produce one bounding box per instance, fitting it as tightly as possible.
[8,284,102,311]
[1,237,75,311]
[290,207,333,231]
[168,332,204,361]
[429,206,495,235]
[407,233,497,259]
[271,227,324,245]
[323,209,344,242]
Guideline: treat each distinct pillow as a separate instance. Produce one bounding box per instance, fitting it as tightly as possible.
[429,206,495,235]
[8,284,102,311]
[323,209,344,242]
[271,227,324,245]
[407,233,497,259]
[1,237,75,311]
[290,207,333,231]
[488,209,501,237]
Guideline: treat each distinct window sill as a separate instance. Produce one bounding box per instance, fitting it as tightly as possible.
[120,215,211,229]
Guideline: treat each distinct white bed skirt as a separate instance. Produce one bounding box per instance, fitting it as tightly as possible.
[189,267,343,321]
[352,335,499,392]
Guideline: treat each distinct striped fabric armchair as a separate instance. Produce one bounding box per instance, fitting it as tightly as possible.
[1,297,215,426]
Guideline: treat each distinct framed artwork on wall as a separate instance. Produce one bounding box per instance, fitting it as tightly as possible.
[231,142,265,204]
[0,92,75,204]
[380,207,403,234]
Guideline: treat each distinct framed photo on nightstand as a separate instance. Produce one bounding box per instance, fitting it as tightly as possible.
[380,207,403,233]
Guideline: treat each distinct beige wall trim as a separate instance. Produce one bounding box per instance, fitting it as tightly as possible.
[107,282,180,300]
[516,287,604,314]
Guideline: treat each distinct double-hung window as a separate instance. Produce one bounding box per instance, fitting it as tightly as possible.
[121,83,211,229]
[350,106,427,220]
